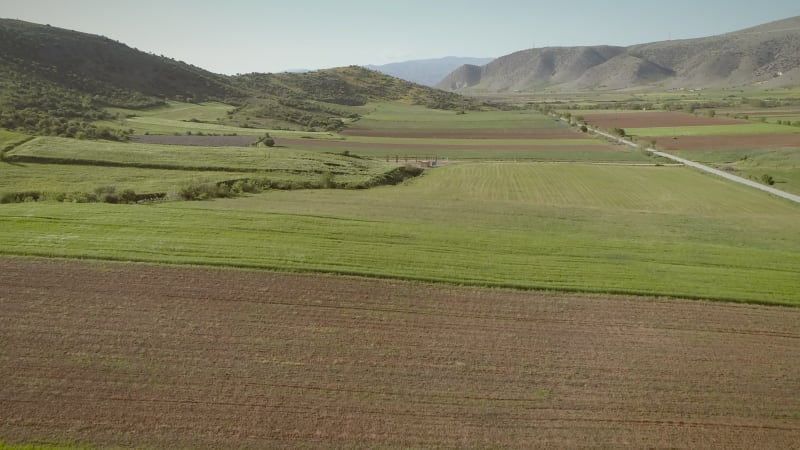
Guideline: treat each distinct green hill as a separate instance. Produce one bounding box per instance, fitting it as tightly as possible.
[0,19,475,137]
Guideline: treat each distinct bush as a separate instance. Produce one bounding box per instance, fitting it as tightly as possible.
[120,189,137,203]
[1,191,42,204]
[761,174,775,186]
[94,185,118,203]
[178,181,238,201]
[320,171,335,188]
[62,192,98,203]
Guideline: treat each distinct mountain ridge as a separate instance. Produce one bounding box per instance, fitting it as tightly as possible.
[0,19,475,137]
[365,56,494,86]
[437,16,800,92]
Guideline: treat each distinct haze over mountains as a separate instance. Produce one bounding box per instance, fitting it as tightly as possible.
[438,16,800,92]
[365,57,494,86]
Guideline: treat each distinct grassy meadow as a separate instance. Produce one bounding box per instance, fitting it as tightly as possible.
[1,100,799,305]
[627,122,798,138]
[1,163,798,305]
[349,102,561,129]
[669,148,800,195]
[97,100,345,138]
[0,136,399,198]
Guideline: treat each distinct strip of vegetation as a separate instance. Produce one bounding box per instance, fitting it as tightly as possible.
[2,154,356,175]
[0,186,165,204]
[0,166,424,204]
[179,165,424,200]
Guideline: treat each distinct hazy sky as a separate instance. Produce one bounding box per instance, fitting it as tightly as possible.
[2,0,799,74]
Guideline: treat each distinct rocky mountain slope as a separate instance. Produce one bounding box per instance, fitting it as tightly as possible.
[438,16,800,92]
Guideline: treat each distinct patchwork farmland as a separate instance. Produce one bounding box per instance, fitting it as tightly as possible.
[579,108,800,195]
[2,98,800,449]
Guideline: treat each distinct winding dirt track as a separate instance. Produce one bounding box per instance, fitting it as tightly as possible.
[2,259,799,449]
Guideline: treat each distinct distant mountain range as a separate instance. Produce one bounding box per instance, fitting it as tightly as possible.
[438,16,800,92]
[365,57,494,86]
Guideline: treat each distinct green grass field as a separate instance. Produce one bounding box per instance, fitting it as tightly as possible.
[9,137,393,174]
[290,145,655,162]
[669,148,800,195]
[1,163,798,305]
[352,103,562,130]
[328,104,657,162]
[628,123,799,137]
[98,100,343,139]
[1,137,398,197]
[0,129,30,147]
[106,101,234,122]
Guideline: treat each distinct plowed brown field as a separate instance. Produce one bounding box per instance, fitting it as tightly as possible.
[2,259,799,449]
[586,112,747,128]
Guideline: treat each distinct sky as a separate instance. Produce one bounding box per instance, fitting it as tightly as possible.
[2,0,799,74]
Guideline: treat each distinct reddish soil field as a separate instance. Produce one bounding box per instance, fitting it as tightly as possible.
[2,259,799,449]
[132,135,258,147]
[342,128,580,139]
[280,138,607,152]
[649,133,800,150]
[586,111,748,128]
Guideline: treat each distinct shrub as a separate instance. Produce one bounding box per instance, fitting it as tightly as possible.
[179,182,218,201]
[94,186,119,203]
[320,171,335,188]
[1,191,42,204]
[120,189,137,203]
[63,192,98,203]
[761,174,775,186]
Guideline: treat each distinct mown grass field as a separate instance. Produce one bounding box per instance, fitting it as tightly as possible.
[669,148,800,195]
[330,103,658,162]
[627,122,799,137]
[98,100,344,139]
[0,137,397,197]
[351,102,561,130]
[9,137,392,175]
[0,129,30,148]
[1,163,798,304]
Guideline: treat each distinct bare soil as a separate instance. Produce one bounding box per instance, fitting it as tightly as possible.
[649,133,800,150]
[132,135,258,147]
[586,112,748,128]
[2,258,799,449]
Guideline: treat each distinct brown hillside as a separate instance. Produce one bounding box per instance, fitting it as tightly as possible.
[437,16,800,92]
